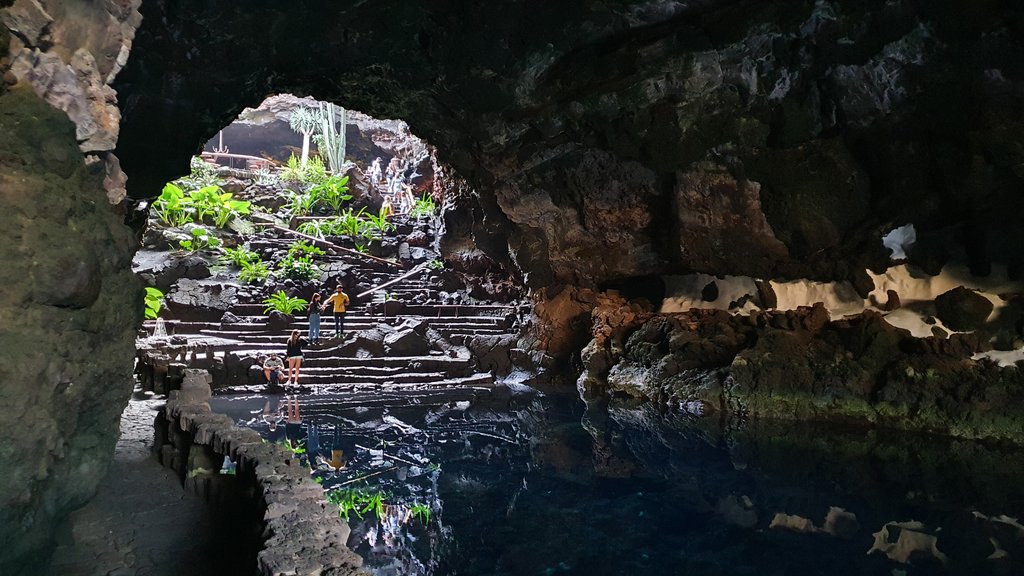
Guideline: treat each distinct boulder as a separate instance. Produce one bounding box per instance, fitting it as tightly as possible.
[163,278,239,321]
[267,311,292,332]
[934,286,993,331]
[384,328,431,356]
[466,334,518,375]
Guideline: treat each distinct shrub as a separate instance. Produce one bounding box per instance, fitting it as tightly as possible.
[221,246,260,267]
[276,254,322,281]
[364,206,395,238]
[239,259,270,283]
[262,291,308,315]
[152,183,194,226]
[309,175,351,213]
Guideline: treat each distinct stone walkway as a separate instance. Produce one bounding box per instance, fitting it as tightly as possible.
[43,387,251,576]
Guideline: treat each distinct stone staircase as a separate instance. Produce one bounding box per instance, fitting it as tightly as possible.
[139,227,522,394]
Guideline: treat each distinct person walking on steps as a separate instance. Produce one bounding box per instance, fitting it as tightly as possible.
[322,283,350,339]
[285,329,308,384]
[308,293,322,344]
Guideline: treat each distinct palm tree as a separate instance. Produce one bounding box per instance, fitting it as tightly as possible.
[288,107,318,167]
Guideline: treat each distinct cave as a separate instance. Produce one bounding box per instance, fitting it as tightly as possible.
[5,0,1024,574]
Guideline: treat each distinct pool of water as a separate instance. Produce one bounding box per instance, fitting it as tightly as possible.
[209,387,1024,576]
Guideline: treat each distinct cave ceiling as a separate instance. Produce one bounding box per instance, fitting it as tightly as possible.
[114,0,1024,288]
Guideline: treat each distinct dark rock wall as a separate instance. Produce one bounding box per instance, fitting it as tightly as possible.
[115,0,1024,291]
[0,87,141,571]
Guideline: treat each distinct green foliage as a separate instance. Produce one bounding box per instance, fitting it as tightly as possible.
[296,218,331,239]
[153,180,249,229]
[239,259,270,283]
[304,155,329,185]
[408,503,431,524]
[288,240,325,258]
[313,102,347,174]
[297,208,371,239]
[327,487,388,522]
[276,253,322,281]
[287,189,318,216]
[144,287,164,320]
[152,183,194,226]
[409,194,436,219]
[221,246,260,267]
[252,166,277,185]
[281,154,305,183]
[178,228,221,253]
[308,175,351,212]
[281,437,306,456]
[262,291,308,315]
[364,206,395,238]
[427,259,443,270]
[354,243,369,254]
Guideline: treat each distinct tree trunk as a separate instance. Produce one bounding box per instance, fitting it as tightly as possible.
[300,131,310,167]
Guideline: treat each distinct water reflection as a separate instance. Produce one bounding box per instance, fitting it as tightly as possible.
[210,390,1024,575]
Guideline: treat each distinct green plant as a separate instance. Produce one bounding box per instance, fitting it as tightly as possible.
[364,206,395,238]
[178,228,221,253]
[287,190,318,216]
[262,291,308,315]
[327,487,388,522]
[288,240,325,258]
[281,154,305,183]
[288,107,318,167]
[409,194,436,219]
[177,156,221,190]
[221,246,260,267]
[309,175,351,213]
[252,166,277,185]
[144,287,164,320]
[313,102,347,174]
[354,243,368,254]
[409,503,431,524]
[281,437,306,456]
[304,155,329,185]
[239,259,270,283]
[152,183,194,226]
[337,207,369,237]
[297,219,331,239]
[427,259,443,270]
[276,254,322,281]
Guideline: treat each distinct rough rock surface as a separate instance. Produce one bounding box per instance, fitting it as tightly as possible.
[934,286,994,332]
[3,0,141,202]
[582,300,1024,442]
[0,87,140,572]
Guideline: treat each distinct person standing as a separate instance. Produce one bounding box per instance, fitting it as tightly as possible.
[285,330,308,384]
[308,293,322,344]
[322,283,350,338]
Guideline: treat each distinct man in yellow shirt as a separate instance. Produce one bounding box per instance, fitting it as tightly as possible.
[322,284,350,338]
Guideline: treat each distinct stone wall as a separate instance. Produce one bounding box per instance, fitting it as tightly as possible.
[0,85,142,572]
[158,369,366,576]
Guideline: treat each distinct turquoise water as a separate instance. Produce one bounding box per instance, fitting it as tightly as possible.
[210,390,1024,575]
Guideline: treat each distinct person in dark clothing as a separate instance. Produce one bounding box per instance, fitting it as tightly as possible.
[285,330,308,384]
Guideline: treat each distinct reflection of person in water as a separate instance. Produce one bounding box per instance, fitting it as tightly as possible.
[284,395,304,447]
[261,397,286,443]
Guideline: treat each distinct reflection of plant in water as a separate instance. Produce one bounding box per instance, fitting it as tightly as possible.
[408,503,431,524]
[281,438,306,456]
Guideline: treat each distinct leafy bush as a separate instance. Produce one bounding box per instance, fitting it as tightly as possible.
[221,246,260,267]
[409,503,431,524]
[144,287,164,320]
[281,154,305,183]
[178,228,221,253]
[262,291,308,315]
[287,190,318,216]
[252,166,278,186]
[152,183,194,226]
[276,254,322,281]
[427,258,443,270]
[309,175,351,213]
[239,259,270,283]
[154,181,250,229]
